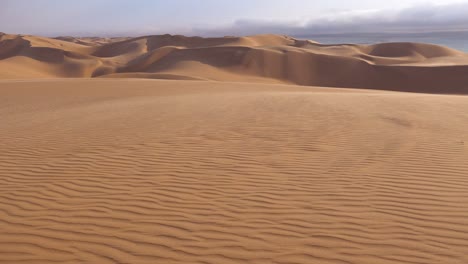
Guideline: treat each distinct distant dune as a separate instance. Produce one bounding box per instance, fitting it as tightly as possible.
[1,33,468,93]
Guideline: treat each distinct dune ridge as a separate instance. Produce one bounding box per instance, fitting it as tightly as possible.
[1,79,468,263]
[1,33,468,92]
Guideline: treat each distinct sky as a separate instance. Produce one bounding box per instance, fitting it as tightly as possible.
[1,0,468,37]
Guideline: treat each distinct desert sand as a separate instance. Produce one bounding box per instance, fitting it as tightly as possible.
[1,34,468,264]
[2,33,468,92]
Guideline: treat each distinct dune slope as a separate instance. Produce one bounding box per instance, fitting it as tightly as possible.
[1,79,468,263]
[1,34,468,92]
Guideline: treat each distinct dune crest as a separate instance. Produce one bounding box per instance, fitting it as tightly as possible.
[1,34,468,92]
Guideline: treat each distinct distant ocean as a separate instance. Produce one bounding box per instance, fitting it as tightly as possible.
[298,32,468,52]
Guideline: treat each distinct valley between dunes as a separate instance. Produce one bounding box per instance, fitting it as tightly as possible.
[1,34,468,264]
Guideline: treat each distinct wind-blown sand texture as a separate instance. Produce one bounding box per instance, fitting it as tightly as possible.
[1,33,468,92]
[1,79,468,264]
[1,33,468,263]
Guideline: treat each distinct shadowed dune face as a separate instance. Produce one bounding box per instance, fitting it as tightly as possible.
[0,35,30,59]
[364,42,461,58]
[1,34,468,93]
[1,79,468,263]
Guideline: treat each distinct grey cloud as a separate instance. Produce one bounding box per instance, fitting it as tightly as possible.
[194,2,468,36]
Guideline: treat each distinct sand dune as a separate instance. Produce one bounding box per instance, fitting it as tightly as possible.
[1,79,468,263]
[2,33,468,263]
[1,33,468,92]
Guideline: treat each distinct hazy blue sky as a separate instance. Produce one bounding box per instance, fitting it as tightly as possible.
[1,0,468,36]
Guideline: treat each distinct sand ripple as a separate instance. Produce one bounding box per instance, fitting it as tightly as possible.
[1,80,468,263]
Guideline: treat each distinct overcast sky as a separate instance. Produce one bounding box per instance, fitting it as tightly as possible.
[1,0,468,36]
